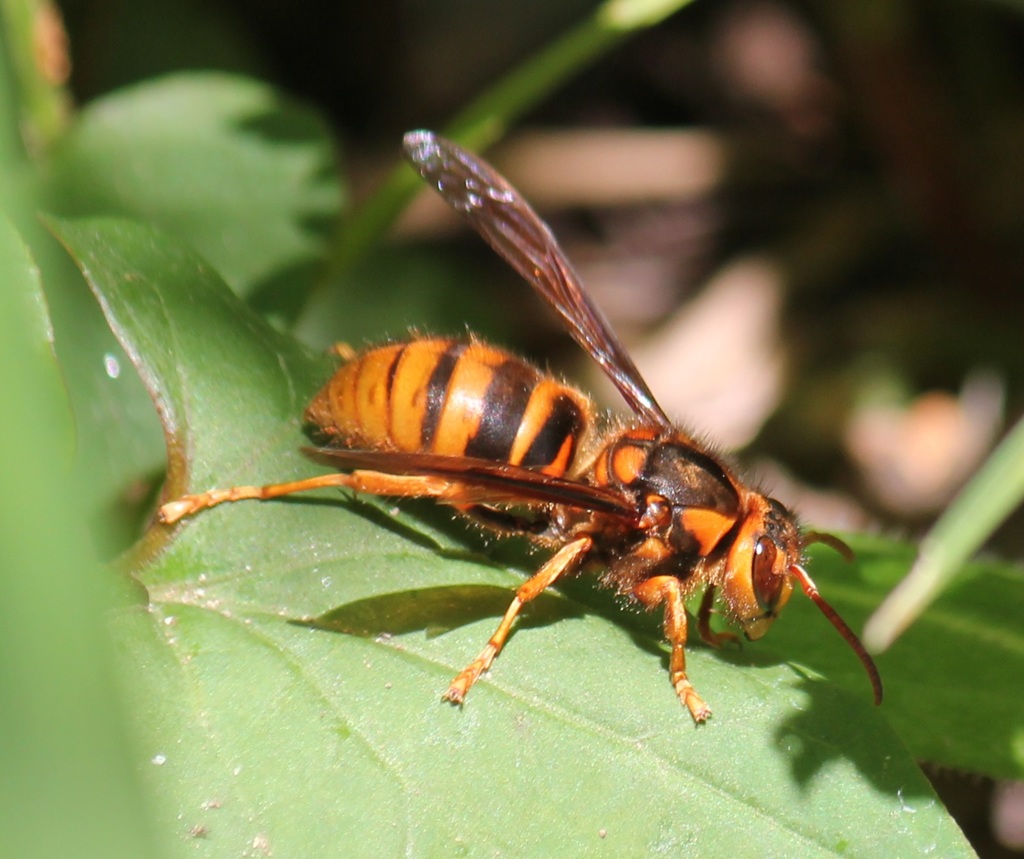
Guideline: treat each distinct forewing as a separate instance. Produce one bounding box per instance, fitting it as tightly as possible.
[402,130,672,430]
[305,447,637,521]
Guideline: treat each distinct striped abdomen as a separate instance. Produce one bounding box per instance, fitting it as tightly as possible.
[305,338,592,477]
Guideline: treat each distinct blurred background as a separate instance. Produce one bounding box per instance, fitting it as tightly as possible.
[42,0,1024,853]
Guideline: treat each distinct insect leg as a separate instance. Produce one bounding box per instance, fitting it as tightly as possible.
[456,504,554,537]
[159,471,476,525]
[696,585,739,649]
[633,576,712,723]
[444,534,593,704]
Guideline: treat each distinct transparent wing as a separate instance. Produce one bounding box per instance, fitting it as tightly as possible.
[403,130,672,430]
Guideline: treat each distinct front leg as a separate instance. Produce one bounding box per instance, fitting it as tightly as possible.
[633,576,712,723]
[696,585,740,649]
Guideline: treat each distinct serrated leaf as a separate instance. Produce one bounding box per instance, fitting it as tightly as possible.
[53,216,972,857]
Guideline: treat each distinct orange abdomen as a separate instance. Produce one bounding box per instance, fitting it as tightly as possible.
[305,338,592,477]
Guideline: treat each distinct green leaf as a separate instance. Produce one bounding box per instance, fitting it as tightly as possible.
[0,211,68,440]
[45,72,343,314]
[295,245,536,350]
[38,225,167,545]
[768,538,1024,780]
[54,216,971,856]
[35,71,342,545]
[0,215,159,858]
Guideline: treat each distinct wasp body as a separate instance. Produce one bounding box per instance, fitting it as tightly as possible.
[305,337,591,478]
[160,130,882,722]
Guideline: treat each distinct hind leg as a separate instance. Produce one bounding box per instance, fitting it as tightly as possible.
[444,535,593,703]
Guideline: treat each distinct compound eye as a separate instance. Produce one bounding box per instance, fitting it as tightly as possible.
[752,536,783,612]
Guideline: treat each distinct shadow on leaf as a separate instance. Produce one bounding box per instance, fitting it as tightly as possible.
[297,584,583,639]
[772,672,930,797]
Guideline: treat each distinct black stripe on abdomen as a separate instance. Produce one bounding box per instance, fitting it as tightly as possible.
[420,342,465,450]
[464,359,537,462]
[521,394,584,469]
